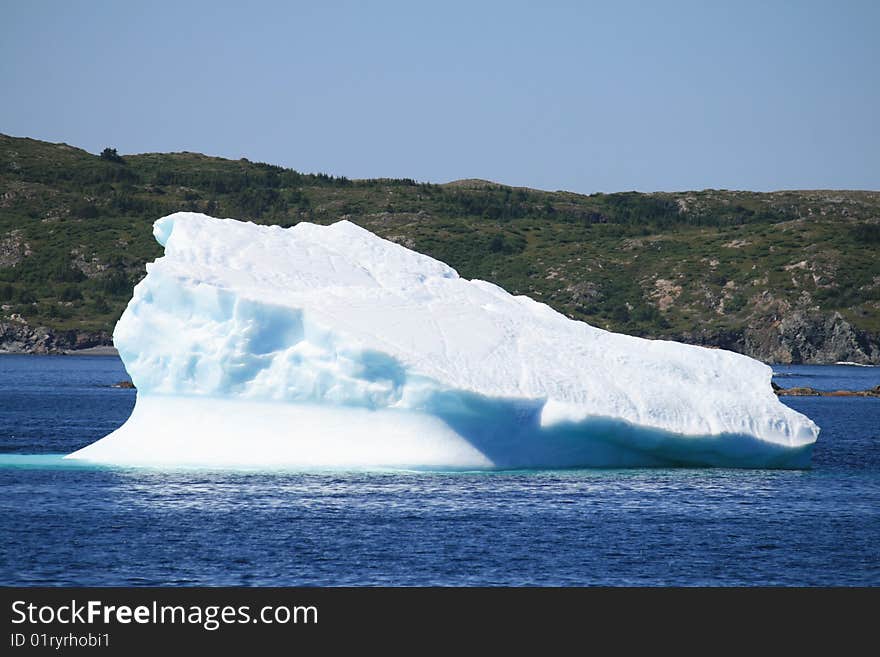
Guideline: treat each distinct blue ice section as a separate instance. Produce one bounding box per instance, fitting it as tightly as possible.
[417,389,813,469]
[0,454,106,470]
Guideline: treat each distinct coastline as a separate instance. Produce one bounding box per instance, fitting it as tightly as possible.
[0,345,118,356]
[0,340,877,365]
[63,345,119,356]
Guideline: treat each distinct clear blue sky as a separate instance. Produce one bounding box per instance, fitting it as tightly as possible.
[2,1,878,193]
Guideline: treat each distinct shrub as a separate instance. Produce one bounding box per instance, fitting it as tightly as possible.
[59,285,83,301]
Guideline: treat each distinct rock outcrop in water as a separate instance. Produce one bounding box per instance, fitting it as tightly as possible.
[773,383,880,398]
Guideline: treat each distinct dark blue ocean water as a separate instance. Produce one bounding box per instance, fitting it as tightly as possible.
[0,356,878,586]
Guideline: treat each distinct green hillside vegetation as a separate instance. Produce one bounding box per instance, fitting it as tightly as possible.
[1,134,879,359]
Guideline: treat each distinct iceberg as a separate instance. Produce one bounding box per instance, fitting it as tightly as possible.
[68,212,819,469]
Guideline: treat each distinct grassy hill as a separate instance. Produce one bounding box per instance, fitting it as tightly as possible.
[1,133,879,362]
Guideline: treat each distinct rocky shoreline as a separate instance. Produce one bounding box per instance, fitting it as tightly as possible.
[0,320,112,355]
[2,310,879,364]
[669,310,880,366]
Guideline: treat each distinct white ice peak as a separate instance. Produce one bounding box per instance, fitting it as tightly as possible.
[69,212,819,469]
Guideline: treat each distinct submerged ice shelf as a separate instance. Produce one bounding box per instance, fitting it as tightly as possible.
[68,212,819,469]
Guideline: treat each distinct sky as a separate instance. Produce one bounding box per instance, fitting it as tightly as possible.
[2,0,878,193]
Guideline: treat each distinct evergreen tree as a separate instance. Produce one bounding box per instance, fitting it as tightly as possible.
[100,147,124,163]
